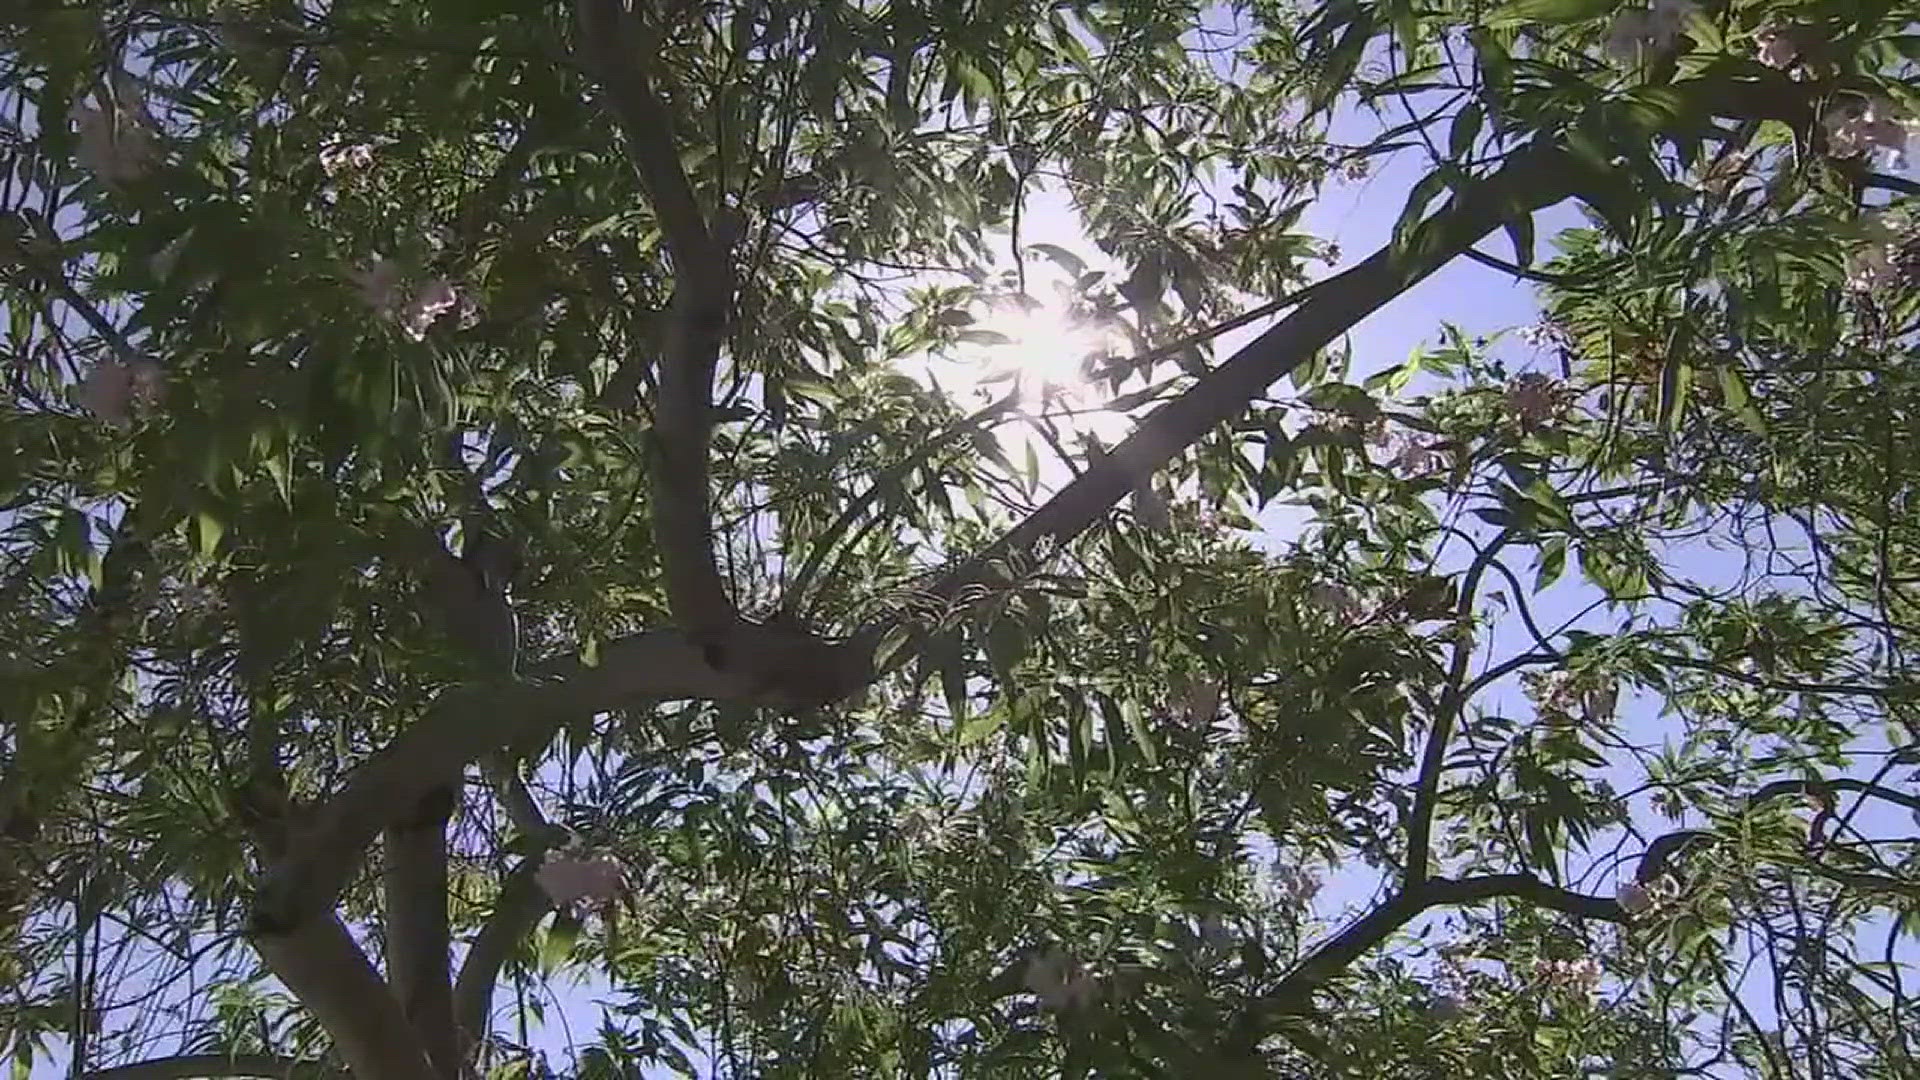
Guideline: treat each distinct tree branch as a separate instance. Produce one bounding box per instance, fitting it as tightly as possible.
[248,915,436,1080]
[250,142,1581,938]
[80,1054,347,1080]
[250,631,762,933]
[452,858,553,1060]
[381,786,459,1078]
[1257,872,1624,1018]
[572,0,737,641]
[1407,530,1513,886]
[926,141,1575,605]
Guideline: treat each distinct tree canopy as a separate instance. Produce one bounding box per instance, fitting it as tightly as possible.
[3,0,1919,1077]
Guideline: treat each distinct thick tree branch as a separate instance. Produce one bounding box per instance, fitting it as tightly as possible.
[81,1054,347,1080]
[1257,873,1624,1017]
[572,0,737,640]
[452,858,553,1060]
[251,142,1581,938]
[453,772,562,1060]
[252,630,762,932]
[248,915,436,1080]
[926,141,1576,605]
[381,786,459,1078]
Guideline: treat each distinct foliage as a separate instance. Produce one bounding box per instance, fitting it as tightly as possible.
[1,0,1917,1078]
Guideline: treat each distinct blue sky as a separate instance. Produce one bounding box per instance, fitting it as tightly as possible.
[28,15,1920,1080]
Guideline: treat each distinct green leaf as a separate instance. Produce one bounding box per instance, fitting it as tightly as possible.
[193,510,226,556]
[1123,699,1158,766]
[1026,242,1086,277]
[1657,354,1693,432]
[958,707,1008,746]
[1536,536,1568,591]
[1449,103,1483,162]
[1488,0,1616,25]
[539,912,581,971]
[1715,365,1767,435]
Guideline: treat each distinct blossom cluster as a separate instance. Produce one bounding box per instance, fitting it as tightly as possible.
[77,357,165,427]
[1603,0,1695,65]
[350,257,462,341]
[534,850,626,911]
[71,75,159,184]
[1023,949,1100,1012]
[1504,372,1576,428]
[1520,668,1620,726]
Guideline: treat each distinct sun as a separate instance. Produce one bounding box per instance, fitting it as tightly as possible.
[963,301,1114,400]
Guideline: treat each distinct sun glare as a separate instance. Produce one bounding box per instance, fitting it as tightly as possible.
[966,303,1112,399]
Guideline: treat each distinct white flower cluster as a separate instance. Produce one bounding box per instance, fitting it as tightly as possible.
[1521,668,1620,726]
[1823,97,1913,163]
[71,76,159,184]
[1603,0,1696,65]
[1023,949,1100,1012]
[534,851,626,910]
[1504,372,1575,429]
[77,357,165,427]
[350,257,461,341]
[1537,955,1603,994]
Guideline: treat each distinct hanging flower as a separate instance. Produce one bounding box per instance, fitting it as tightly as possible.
[349,260,461,340]
[534,852,625,909]
[1848,240,1902,294]
[1582,679,1619,724]
[1753,26,1801,71]
[349,257,405,312]
[1504,372,1571,428]
[1023,949,1100,1012]
[398,278,459,341]
[1183,677,1222,724]
[1823,97,1913,162]
[1198,913,1235,949]
[77,357,165,426]
[71,83,159,184]
[1388,433,1444,475]
[1604,0,1695,65]
[319,141,376,175]
[1304,581,1362,622]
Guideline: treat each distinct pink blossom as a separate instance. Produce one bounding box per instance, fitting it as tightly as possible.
[1504,372,1570,427]
[1754,26,1800,70]
[71,98,157,184]
[1824,98,1912,161]
[1605,0,1694,65]
[399,278,458,341]
[535,853,625,908]
[77,358,164,426]
[1023,950,1099,1012]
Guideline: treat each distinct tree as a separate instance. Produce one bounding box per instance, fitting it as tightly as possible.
[2,0,1917,1076]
